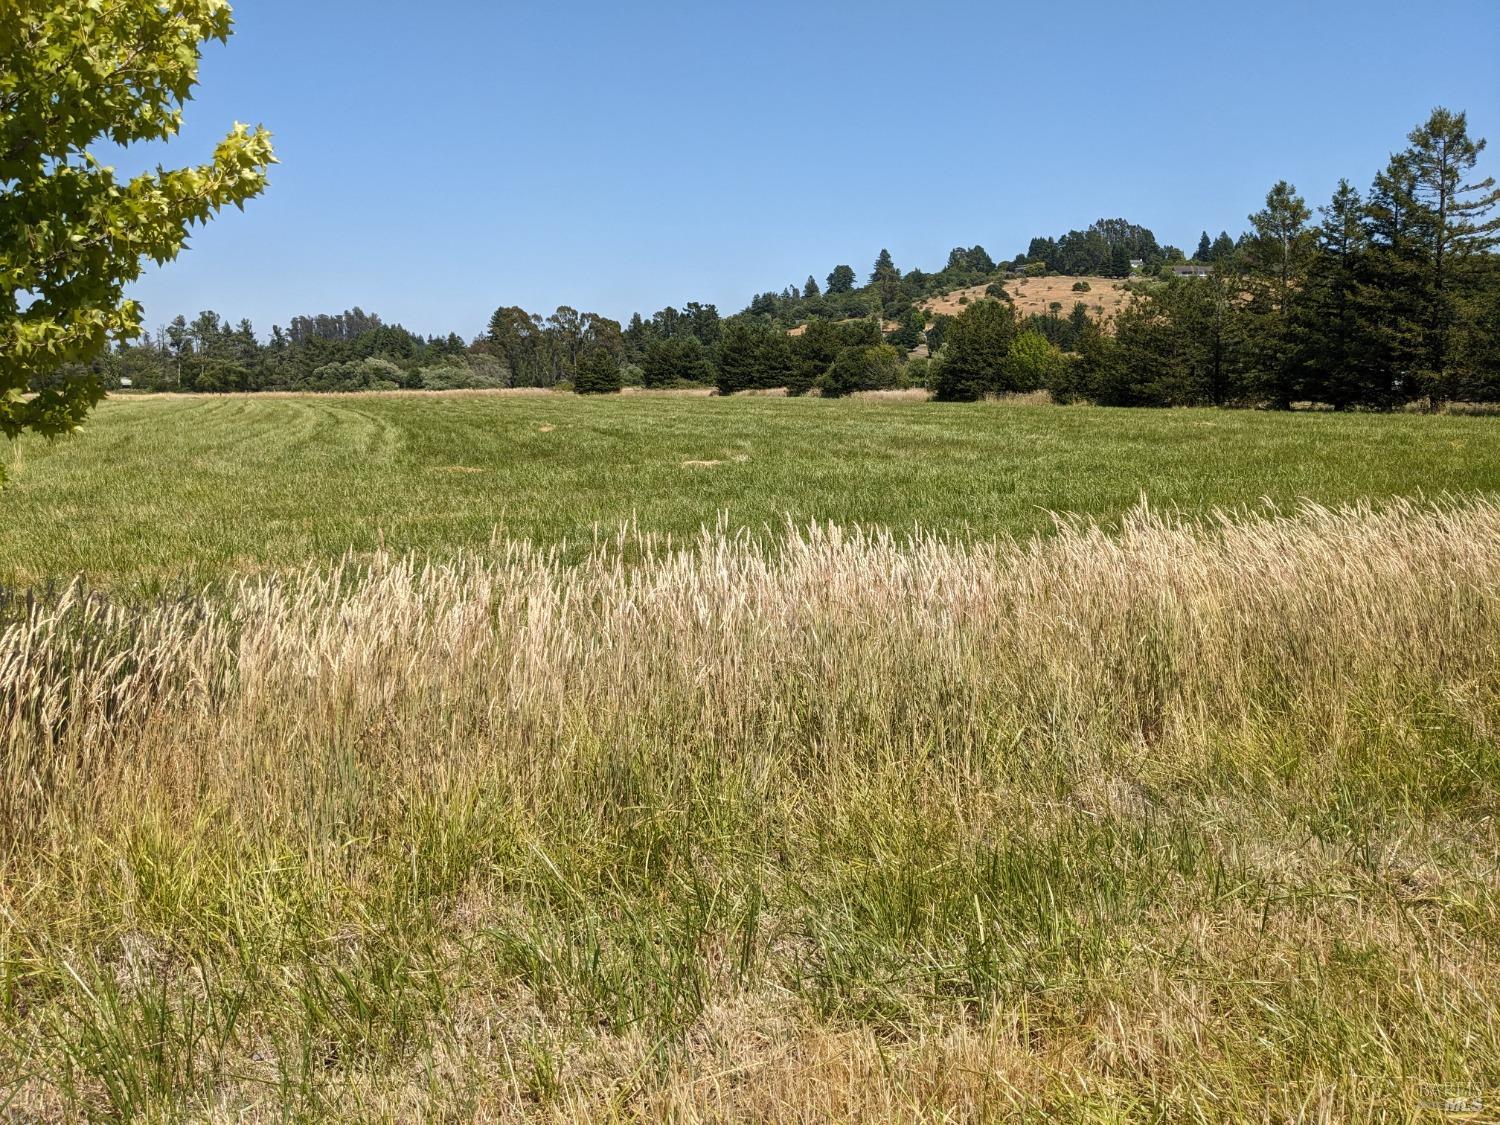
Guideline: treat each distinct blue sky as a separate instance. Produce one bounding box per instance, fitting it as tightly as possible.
[121,0,1500,340]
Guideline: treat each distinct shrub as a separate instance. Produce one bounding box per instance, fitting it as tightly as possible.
[1072,281,1092,293]
[310,357,407,393]
[462,353,510,384]
[418,366,506,391]
[1005,331,1066,393]
[819,344,902,397]
[1047,353,1088,403]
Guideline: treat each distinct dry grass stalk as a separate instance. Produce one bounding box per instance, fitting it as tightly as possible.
[1,499,1497,1120]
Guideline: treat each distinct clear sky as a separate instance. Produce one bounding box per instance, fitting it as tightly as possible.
[120,0,1500,341]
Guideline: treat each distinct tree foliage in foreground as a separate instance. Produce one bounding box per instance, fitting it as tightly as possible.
[0,0,274,462]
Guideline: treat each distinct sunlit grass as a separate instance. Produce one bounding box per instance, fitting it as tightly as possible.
[2,499,1497,1119]
[3,390,1500,587]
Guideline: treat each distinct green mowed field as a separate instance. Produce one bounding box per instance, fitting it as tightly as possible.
[3,389,1498,585]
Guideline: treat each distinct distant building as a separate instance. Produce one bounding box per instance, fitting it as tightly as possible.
[1129,259,1144,271]
[1171,264,1213,279]
[119,377,133,388]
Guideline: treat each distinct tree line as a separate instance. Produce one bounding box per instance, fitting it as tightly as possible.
[1059,109,1500,409]
[89,108,1497,410]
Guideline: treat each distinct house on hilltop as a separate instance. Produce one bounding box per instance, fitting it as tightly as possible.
[1171,264,1213,279]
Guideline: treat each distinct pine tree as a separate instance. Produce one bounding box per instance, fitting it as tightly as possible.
[933,299,1016,401]
[803,276,821,299]
[1195,232,1213,262]
[716,319,791,394]
[789,318,840,395]
[1242,181,1314,406]
[1454,256,1500,401]
[1111,276,1246,406]
[643,336,710,387]
[573,346,621,394]
[1292,180,1371,409]
[1362,152,1433,406]
[1398,107,1500,402]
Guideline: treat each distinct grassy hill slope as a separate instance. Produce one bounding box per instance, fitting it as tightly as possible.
[921,274,1136,323]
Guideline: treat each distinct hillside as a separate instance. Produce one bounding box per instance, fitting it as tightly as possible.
[921,275,1136,322]
[784,275,1137,352]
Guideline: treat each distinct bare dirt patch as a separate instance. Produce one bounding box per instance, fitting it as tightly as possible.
[922,276,1134,324]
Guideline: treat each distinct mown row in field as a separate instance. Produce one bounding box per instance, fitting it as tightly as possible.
[2,499,1496,1119]
[4,392,1500,588]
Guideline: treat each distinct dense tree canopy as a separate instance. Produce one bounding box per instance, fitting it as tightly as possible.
[934,299,1017,401]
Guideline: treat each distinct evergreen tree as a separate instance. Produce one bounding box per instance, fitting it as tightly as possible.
[1242,181,1314,406]
[684,302,722,348]
[1361,152,1432,406]
[933,299,1016,401]
[887,307,926,351]
[1210,231,1237,262]
[1110,276,1245,406]
[1066,302,1093,352]
[803,276,821,299]
[788,318,840,395]
[1454,255,1500,401]
[486,306,547,386]
[573,346,621,394]
[1025,237,1057,269]
[1398,107,1500,402]
[1291,180,1371,409]
[1195,232,1213,262]
[643,335,711,387]
[869,249,904,314]
[623,312,652,362]
[715,319,792,394]
[826,265,856,294]
[819,343,901,398]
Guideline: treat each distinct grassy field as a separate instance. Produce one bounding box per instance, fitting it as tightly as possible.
[2,392,1498,1120]
[2,390,1500,586]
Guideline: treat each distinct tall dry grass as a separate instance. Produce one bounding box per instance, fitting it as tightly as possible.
[1,499,1498,1120]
